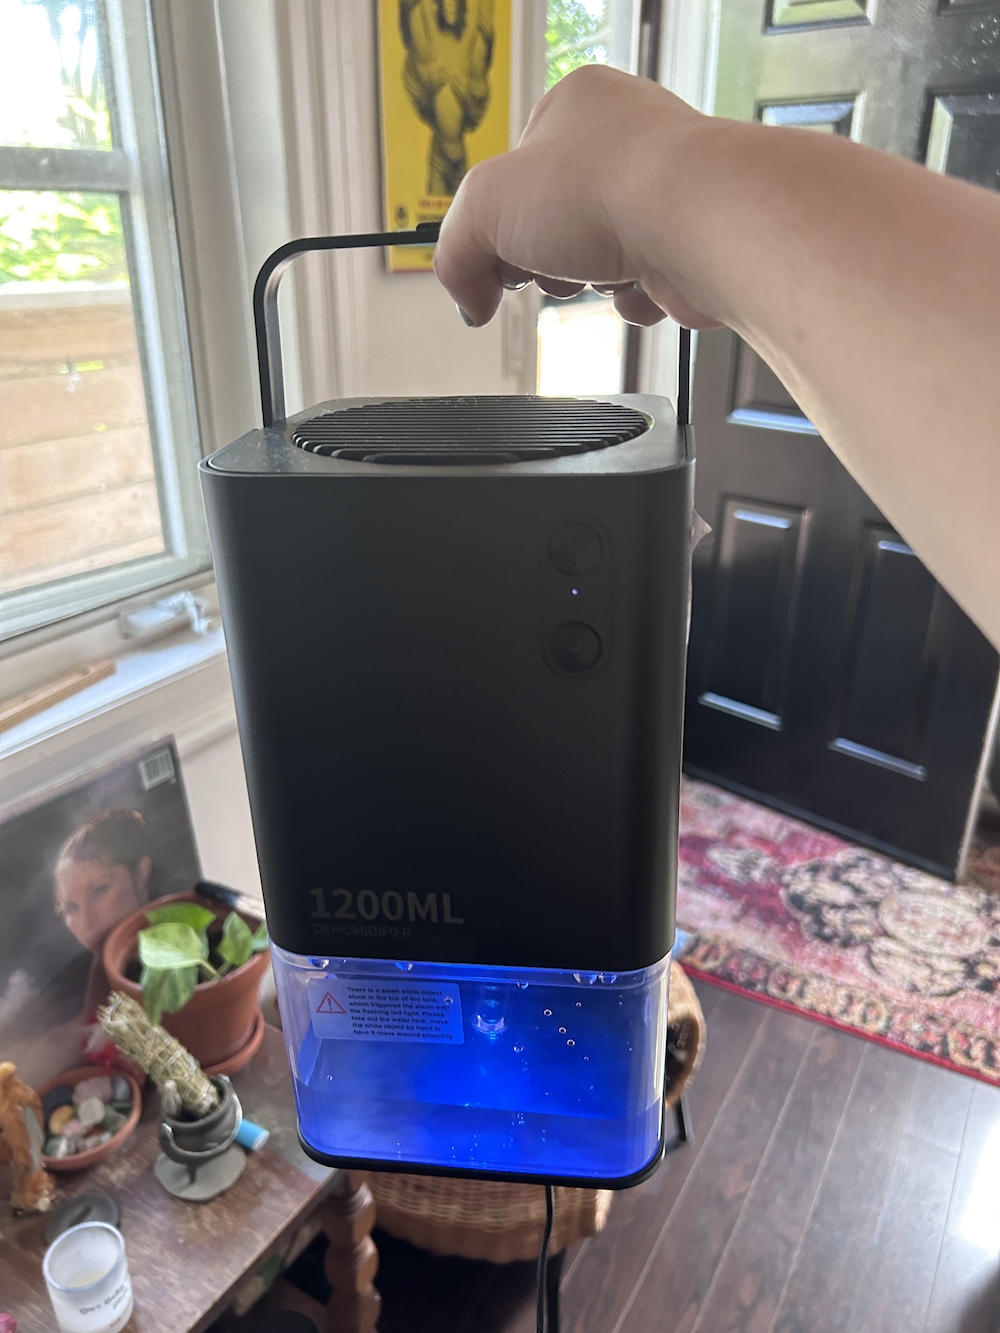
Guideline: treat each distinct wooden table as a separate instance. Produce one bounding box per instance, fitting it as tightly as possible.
[0,1026,380,1332]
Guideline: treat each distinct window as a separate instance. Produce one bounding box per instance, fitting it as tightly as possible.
[0,0,207,641]
[537,0,637,395]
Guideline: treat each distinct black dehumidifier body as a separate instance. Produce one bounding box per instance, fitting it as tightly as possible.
[200,230,694,1187]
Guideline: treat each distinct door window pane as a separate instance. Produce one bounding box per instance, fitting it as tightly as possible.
[0,0,112,150]
[0,188,163,594]
[537,292,624,395]
[538,1,634,395]
[545,0,635,88]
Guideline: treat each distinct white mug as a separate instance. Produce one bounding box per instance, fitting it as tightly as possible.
[43,1221,133,1333]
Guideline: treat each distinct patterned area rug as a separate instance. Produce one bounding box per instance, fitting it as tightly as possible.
[676,779,1000,1085]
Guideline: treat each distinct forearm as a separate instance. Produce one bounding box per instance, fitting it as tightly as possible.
[435,67,1000,646]
[636,114,1000,647]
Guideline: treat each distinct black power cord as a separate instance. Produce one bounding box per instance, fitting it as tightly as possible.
[676,324,692,428]
[536,1183,557,1333]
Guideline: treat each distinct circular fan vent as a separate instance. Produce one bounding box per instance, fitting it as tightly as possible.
[291,396,649,465]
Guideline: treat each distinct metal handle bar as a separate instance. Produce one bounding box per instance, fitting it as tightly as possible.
[253,223,442,428]
[252,219,692,429]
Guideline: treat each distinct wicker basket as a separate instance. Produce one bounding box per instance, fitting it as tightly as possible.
[663,960,705,1108]
[369,1175,612,1263]
[368,961,705,1262]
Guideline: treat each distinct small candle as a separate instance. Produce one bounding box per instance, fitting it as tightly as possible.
[43,1222,133,1333]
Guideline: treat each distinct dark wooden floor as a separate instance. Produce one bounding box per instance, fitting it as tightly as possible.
[353,980,1000,1333]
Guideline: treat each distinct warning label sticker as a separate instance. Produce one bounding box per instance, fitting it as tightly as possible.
[308,978,464,1044]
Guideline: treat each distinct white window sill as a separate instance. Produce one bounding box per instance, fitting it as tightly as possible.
[0,625,237,813]
[1,626,228,759]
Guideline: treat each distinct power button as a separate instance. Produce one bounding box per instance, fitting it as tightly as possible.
[549,622,602,673]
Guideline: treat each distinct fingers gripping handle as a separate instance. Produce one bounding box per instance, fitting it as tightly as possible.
[252,221,693,429]
[253,223,442,428]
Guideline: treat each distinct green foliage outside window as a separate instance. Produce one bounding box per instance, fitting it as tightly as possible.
[31,0,112,150]
[1,2,123,287]
[0,190,127,285]
[546,0,610,90]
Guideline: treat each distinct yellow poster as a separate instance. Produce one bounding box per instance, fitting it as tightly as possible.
[378,0,511,273]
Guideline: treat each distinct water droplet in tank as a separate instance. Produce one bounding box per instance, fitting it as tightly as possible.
[544,1009,552,1016]
[559,1027,567,1034]
[567,1039,575,1046]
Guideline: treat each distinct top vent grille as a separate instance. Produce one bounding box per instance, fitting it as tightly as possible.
[290,396,649,465]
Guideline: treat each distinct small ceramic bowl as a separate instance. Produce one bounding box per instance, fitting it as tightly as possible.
[36,1067,142,1173]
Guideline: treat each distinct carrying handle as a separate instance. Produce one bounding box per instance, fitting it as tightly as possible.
[254,223,442,428]
[252,220,692,428]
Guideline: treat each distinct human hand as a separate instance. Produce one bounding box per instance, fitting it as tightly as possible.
[433,64,721,330]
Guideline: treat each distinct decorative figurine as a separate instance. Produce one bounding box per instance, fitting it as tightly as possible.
[0,1062,57,1214]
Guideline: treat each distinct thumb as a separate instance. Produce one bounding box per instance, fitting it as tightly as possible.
[434,157,513,327]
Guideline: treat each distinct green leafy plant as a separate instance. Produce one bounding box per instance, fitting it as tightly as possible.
[137,902,268,1026]
[0,190,128,285]
[2,2,123,288]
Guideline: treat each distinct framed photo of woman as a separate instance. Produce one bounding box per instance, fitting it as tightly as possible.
[0,740,200,1085]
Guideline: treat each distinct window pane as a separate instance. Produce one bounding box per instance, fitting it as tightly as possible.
[0,0,112,150]
[0,189,164,595]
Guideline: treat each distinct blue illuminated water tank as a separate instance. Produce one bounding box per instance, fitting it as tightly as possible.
[272,948,671,1184]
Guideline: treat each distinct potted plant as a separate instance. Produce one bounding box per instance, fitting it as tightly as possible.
[103,892,269,1074]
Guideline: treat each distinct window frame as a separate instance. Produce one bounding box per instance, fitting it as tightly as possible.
[0,0,209,642]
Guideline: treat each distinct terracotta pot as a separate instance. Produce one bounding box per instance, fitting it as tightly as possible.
[102,892,269,1071]
[37,1066,142,1173]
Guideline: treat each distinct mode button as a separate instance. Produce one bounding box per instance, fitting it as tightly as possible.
[548,523,604,575]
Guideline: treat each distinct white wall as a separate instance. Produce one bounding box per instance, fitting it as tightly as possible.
[274,0,540,405]
[157,0,539,446]
[181,725,262,898]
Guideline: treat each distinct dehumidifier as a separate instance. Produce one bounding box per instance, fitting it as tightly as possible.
[200,227,694,1187]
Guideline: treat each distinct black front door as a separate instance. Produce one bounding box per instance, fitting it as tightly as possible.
[684,0,1000,878]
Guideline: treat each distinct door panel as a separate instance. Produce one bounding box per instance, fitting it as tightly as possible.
[926,93,1000,186]
[759,98,857,131]
[833,528,939,772]
[684,0,1000,877]
[729,333,815,431]
[702,498,805,726]
[768,0,870,29]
